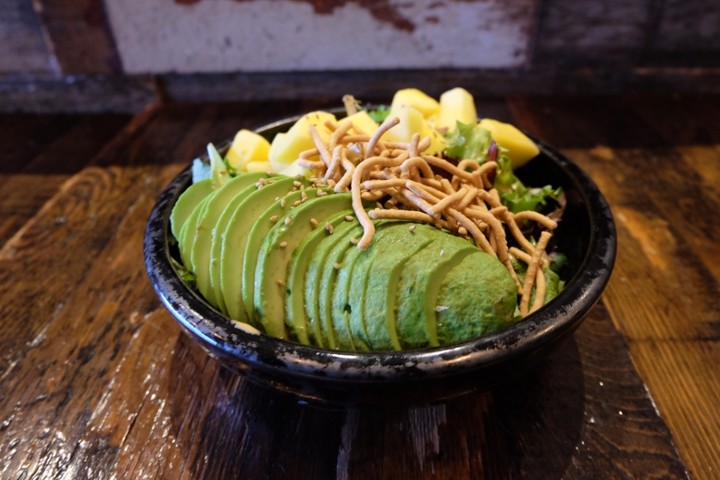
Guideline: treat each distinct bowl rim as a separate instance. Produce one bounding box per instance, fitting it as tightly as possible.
[143,114,617,385]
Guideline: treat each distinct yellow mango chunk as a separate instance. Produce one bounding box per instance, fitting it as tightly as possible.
[437,87,477,131]
[244,160,272,173]
[342,111,379,136]
[268,111,336,172]
[384,105,446,155]
[225,129,271,172]
[390,88,440,119]
[479,118,540,169]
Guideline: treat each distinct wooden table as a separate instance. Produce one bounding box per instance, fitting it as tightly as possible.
[1,95,718,479]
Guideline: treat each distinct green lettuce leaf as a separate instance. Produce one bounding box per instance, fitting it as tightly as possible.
[494,155,562,213]
[445,121,492,162]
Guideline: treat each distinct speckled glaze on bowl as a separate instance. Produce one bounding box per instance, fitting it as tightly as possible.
[143,115,616,406]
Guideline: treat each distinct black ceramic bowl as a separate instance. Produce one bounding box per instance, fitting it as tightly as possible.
[144,114,616,406]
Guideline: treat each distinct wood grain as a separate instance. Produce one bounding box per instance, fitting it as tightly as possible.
[2,97,715,479]
[508,94,720,480]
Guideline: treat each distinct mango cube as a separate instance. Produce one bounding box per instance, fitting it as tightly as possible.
[384,105,446,155]
[268,111,336,172]
[342,110,379,136]
[437,87,477,131]
[390,88,440,119]
[225,129,271,172]
[478,118,539,169]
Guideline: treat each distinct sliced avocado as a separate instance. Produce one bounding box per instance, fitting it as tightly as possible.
[171,178,213,240]
[254,192,352,339]
[189,172,268,310]
[395,229,477,349]
[306,220,361,348]
[341,222,410,350]
[178,195,210,268]
[241,186,322,328]
[216,176,300,321]
[362,225,435,351]
[285,209,354,345]
[318,223,365,350]
[435,250,517,345]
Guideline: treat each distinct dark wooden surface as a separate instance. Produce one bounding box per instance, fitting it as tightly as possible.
[1,95,718,479]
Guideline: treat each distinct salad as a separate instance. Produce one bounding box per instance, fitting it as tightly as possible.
[170,87,565,351]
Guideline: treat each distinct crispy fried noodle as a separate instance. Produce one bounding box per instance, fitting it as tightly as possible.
[297,108,558,316]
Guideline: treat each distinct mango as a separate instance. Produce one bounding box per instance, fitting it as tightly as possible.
[437,87,477,131]
[268,111,336,172]
[390,88,440,119]
[342,111,379,136]
[384,105,446,155]
[225,129,271,172]
[478,118,539,169]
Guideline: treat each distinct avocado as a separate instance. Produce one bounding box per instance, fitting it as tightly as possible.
[345,223,431,351]
[241,186,323,329]
[170,178,213,240]
[178,195,209,268]
[216,176,301,321]
[395,230,477,349]
[254,192,352,339]
[285,209,355,345]
[435,250,517,345]
[337,222,405,350]
[305,220,361,348]
[323,224,370,350]
[362,224,441,351]
[189,172,268,310]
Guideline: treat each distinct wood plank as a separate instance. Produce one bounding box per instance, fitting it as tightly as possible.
[507,95,720,479]
[0,114,130,245]
[0,0,54,74]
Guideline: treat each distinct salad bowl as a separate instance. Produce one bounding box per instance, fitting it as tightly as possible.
[143,113,616,406]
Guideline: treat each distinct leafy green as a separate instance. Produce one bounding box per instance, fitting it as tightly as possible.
[494,155,562,213]
[445,121,493,162]
[367,105,390,123]
[207,143,230,189]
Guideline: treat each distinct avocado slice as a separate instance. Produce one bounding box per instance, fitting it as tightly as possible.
[395,230,477,349]
[178,195,210,268]
[320,222,372,351]
[338,222,406,350]
[306,220,361,348]
[189,172,268,310]
[435,250,518,345]
[241,186,324,328]
[254,192,353,339]
[285,209,355,345]
[362,225,435,351]
[170,178,213,240]
[215,176,300,321]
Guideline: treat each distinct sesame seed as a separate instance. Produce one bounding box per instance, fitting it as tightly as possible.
[284,217,292,226]
[310,218,319,227]
[316,190,328,197]
[350,237,359,245]
[325,223,334,234]
[279,241,288,248]
[409,225,416,232]
[280,198,286,208]
[293,180,302,188]
[277,279,286,288]
[292,199,302,206]
[269,215,279,223]
[344,215,354,221]
[333,262,342,269]
[439,248,445,256]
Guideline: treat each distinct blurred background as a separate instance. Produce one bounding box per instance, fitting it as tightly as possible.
[1,0,718,112]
